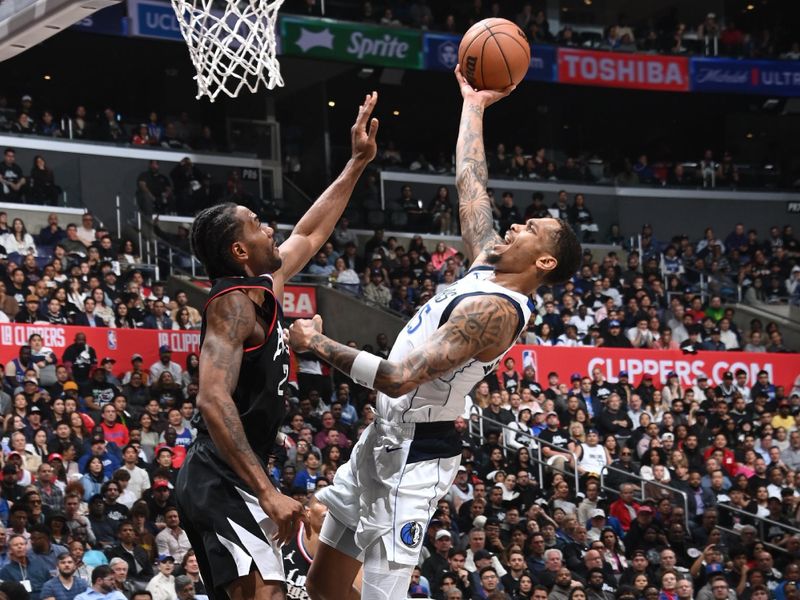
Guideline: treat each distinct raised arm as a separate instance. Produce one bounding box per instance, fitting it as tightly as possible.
[274,92,379,294]
[454,66,514,264]
[197,292,305,545]
[289,295,519,398]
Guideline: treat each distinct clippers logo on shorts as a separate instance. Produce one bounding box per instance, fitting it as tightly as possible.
[400,522,423,548]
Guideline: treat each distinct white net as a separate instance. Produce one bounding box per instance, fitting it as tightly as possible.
[171,0,285,102]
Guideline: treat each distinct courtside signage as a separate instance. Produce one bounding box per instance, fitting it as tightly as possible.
[281,16,423,69]
[505,345,797,389]
[558,48,689,92]
[691,57,800,96]
[423,33,555,83]
[128,0,184,40]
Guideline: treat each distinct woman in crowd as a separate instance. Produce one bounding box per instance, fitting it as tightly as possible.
[172,307,195,330]
[28,155,60,205]
[1,217,37,256]
[181,353,199,391]
[81,456,107,501]
[138,413,160,461]
[601,528,628,580]
[91,287,116,327]
[115,303,137,329]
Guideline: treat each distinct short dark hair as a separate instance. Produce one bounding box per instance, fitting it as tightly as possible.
[542,219,581,285]
[92,565,113,583]
[190,203,245,279]
[132,593,153,600]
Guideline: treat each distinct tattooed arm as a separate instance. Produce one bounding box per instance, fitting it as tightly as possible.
[454,66,515,264]
[289,295,520,397]
[198,292,305,545]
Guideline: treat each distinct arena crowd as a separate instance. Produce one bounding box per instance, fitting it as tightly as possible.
[0,179,799,600]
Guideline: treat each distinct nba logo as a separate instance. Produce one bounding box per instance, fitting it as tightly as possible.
[522,349,537,372]
[107,330,117,350]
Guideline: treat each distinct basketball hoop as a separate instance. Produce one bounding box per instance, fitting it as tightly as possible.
[171,0,285,102]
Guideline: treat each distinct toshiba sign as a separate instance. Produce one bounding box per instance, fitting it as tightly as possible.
[558,48,689,92]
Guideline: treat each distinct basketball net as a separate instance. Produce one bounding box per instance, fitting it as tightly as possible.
[171,0,285,102]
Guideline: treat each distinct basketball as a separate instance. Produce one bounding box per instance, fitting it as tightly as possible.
[458,18,531,91]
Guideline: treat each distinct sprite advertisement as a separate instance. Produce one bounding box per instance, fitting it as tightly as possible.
[280,15,424,69]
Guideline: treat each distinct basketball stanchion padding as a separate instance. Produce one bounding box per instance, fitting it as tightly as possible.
[171,0,285,102]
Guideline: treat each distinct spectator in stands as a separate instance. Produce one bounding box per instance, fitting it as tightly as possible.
[77,214,96,247]
[26,155,59,205]
[0,533,52,600]
[105,521,152,584]
[98,109,125,143]
[76,565,125,600]
[136,161,173,216]
[2,218,37,256]
[142,300,172,330]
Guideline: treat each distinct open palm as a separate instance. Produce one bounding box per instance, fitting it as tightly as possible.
[351,91,380,163]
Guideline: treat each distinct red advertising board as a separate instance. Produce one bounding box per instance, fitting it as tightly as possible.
[502,345,799,390]
[558,48,689,92]
[281,285,317,318]
[0,287,317,375]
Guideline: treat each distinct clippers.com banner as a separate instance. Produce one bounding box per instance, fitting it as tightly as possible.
[0,286,317,371]
[558,48,690,92]
[502,346,799,390]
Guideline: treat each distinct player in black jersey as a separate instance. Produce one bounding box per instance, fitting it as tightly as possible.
[176,93,379,600]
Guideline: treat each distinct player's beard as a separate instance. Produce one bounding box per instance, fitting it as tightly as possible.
[485,250,501,265]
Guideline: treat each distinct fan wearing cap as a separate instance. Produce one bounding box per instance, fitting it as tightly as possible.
[362,268,391,308]
[538,411,575,470]
[146,554,176,600]
[576,428,610,477]
[15,294,41,323]
[149,346,182,384]
[420,528,453,592]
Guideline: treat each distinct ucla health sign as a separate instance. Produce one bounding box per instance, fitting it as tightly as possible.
[691,57,800,96]
[128,0,184,41]
[424,33,555,83]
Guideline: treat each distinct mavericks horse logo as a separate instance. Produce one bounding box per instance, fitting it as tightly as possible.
[400,521,423,548]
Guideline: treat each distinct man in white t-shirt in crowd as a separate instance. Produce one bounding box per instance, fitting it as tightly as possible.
[447,466,473,512]
[77,213,97,247]
[576,427,608,476]
[627,317,657,348]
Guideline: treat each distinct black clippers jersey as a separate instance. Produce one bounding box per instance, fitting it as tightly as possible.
[283,523,312,599]
[196,275,289,459]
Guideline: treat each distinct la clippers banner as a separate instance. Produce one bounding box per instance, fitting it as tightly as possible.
[558,48,689,92]
[0,286,315,368]
[502,346,799,390]
[0,324,201,371]
[423,33,555,83]
[690,57,800,96]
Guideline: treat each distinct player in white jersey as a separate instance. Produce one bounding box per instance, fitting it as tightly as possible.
[288,66,582,600]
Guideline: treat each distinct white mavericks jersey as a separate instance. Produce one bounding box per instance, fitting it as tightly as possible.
[376,266,535,424]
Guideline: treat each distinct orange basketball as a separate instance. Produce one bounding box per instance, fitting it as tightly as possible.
[458,18,531,91]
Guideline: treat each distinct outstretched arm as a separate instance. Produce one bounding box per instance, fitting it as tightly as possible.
[274,93,379,294]
[289,295,520,398]
[197,292,306,545]
[454,66,514,264]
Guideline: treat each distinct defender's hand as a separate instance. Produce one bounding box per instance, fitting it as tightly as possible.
[455,65,515,107]
[260,491,308,547]
[289,315,323,353]
[351,92,379,164]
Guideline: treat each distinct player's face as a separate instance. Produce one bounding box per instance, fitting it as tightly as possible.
[235,206,281,274]
[487,218,560,278]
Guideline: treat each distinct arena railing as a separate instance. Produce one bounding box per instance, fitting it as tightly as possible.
[715,502,800,547]
[467,405,581,496]
[598,464,691,531]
